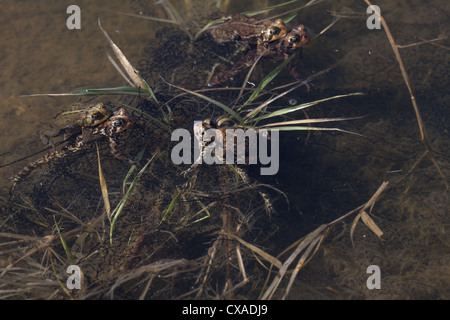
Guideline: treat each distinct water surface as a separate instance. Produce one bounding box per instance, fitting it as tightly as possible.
[0,0,448,300]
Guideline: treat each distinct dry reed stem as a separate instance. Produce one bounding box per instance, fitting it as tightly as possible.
[0,235,57,278]
[97,144,111,220]
[261,181,389,299]
[98,18,146,89]
[363,0,448,189]
[261,223,328,300]
[226,233,282,270]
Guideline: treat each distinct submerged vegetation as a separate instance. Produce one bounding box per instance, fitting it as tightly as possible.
[0,0,448,300]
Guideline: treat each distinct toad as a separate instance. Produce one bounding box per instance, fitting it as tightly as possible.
[210,14,288,46]
[12,108,135,186]
[208,24,311,87]
[39,102,111,146]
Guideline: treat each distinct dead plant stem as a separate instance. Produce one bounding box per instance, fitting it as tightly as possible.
[363,0,448,189]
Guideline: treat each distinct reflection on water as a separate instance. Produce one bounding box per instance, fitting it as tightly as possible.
[0,0,448,299]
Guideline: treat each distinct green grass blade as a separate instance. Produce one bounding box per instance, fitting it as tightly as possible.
[241,54,296,109]
[122,103,171,131]
[263,125,364,136]
[256,116,364,128]
[252,93,364,122]
[20,87,145,97]
[110,154,156,245]
[160,189,184,224]
[135,69,160,106]
[53,216,74,265]
[122,147,146,195]
[164,82,245,125]
[134,70,172,126]
[70,87,142,95]
[192,198,211,224]
[282,10,303,24]
[244,66,340,123]
[49,251,74,299]
[282,11,299,24]
[244,80,307,123]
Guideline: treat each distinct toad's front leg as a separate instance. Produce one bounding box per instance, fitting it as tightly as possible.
[108,136,136,165]
[284,52,314,91]
[207,49,260,87]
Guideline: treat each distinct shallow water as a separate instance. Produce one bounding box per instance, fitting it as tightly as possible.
[0,0,448,299]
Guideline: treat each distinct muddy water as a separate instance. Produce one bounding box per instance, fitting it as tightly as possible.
[0,0,152,183]
[0,0,449,300]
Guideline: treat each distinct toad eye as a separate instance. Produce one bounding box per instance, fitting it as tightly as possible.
[289,35,300,44]
[268,27,280,36]
[85,112,104,125]
[90,112,105,120]
[111,119,124,128]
